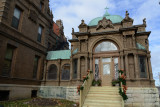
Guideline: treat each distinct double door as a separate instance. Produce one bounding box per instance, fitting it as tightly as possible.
[94,57,119,86]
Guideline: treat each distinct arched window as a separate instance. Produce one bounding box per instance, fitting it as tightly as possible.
[47,64,57,80]
[61,64,70,80]
[95,41,118,52]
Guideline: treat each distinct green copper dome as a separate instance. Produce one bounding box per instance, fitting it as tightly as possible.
[88,8,123,26]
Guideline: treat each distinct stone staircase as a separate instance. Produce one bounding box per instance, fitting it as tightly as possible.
[83,86,123,107]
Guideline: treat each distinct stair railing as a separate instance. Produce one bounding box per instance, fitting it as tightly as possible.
[79,71,94,107]
[119,72,124,107]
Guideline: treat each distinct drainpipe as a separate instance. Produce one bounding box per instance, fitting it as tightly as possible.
[58,59,61,86]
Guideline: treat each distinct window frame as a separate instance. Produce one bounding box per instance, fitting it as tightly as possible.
[139,56,147,78]
[2,44,16,77]
[61,64,70,80]
[33,55,40,79]
[11,6,22,29]
[73,59,78,79]
[47,64,58,80]
[37,25,43,43]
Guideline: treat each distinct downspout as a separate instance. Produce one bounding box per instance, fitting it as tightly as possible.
[58,59,61,86]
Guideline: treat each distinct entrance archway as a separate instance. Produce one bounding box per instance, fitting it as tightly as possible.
[93,40,120,86]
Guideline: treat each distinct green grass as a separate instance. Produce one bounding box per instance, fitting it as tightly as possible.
[0,98,77,107]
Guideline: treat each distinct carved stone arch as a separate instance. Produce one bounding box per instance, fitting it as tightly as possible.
[89,36,122,52]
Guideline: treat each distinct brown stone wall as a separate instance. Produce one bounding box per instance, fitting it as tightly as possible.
[0,0,54,85]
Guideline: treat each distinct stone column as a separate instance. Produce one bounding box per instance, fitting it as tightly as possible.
[90,57,93,71]
[85,56,88,71]
[120,55,124,70]
[123,35,127,48]
[147,56,153,79]
[125,54,129,78]
[77,57,80,80]
[134,54,139,78]
[70,59,73,80]
[145,57,149,79]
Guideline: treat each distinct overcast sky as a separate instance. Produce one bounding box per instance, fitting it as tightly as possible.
[49,0,160,86]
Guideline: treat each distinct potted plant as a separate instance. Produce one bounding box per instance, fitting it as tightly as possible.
[92,79,101,86]
[112,79,119,86]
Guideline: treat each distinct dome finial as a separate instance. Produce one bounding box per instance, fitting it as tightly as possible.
[103,7,110,17]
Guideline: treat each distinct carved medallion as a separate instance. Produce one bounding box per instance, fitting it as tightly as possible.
[96,17,114,30]
[29,10,38,23]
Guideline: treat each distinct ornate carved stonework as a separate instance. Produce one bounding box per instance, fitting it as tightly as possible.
[122,11,133,22]
[78,19,87,28]
[96,17,114,30]
[143,18,146,26]
[29,10,38,23]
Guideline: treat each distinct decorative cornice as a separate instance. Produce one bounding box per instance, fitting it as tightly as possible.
[136,31,151,36]
[68,39,79,42]
[119,27,138,31]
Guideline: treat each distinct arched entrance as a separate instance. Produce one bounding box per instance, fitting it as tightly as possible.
[93,40,120,86]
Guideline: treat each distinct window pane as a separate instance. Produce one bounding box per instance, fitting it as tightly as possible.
[102,58,111,63]
[95,41,117,52]
[139,56,147,78]
[61,64,70,80]
[14,8,21,19]
[2,60,11,76]
[48,64,57,80]
[38,26,42,34]
[103,64,110,75]
[114,58,119,79]
[5,47,14,60]
[37,34,41,42]
[11,16,19,29]
[2,45,15,76]
[33,56,39,79]
[73,59,78,79]
[95,59,99,80]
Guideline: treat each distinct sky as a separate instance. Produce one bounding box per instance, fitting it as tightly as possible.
[49,0,160,86]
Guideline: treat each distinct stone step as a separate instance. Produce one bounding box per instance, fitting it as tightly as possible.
[88,91,119,94]
[86,96,122,101]
[83,105,121,107]
[83,101,122,107]
[84,99,122,103]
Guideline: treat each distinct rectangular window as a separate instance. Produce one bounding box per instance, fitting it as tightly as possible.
[33,56,39,79]
[11,7,21,29]
[37,26,43,42]
[73,59,78,79]
[95,59,99,80]
[2,45,15,76]
[139,56,147,78]
[40,2,44,11]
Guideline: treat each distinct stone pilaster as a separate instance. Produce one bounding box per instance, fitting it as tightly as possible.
[134,54,139,78]
[125,54,129,78]
[85,56,88,71]
[132,34,136,48]
[70,59,73,80]
[77,57,80,80]
[147,56,153,79]
[120,55,124,70]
